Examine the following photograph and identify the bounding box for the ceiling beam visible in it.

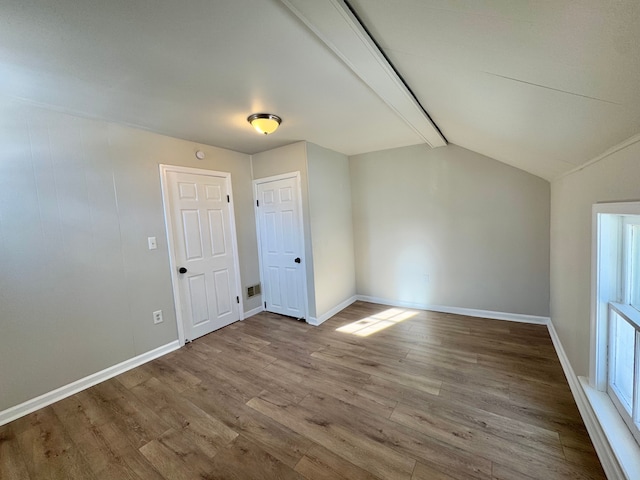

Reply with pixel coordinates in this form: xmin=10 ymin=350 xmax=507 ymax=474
xmin=280 ymin=0 xmax=447 ymax=148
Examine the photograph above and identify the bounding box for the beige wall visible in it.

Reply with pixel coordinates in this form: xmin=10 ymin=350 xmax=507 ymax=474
xmin=350 ymin=143 xmax=550 ymax=316
xmin=0 ymin=99 xmax=260 ymax=411
xmin=307 ymin=143 xmax=356 ymax=320
xmin=251 ymin=142 xmax=317 ymax=318
xmin=1 ymin=98 xmax=563 ymax=414
xmin=550 ymin=138 xmax=640 ymax=377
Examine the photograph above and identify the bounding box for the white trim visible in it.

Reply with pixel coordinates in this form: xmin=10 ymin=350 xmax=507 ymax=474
xmin=590 ymin=202 xmax=640 ymax=389
xmin=0 ymin=341 xmax=180 ymax=427
xmin=253 ymin=172 xmax=310 ymax=322
xmin=610 ymin=302 xmax=640 ymax=330
xmin=547 ymin=321 xmax=632 ymax=480
xmin=592 ymin=201 xmax=640 ymax=216
xmin=307 ymin=296 xmax=357 ymax=326
xmin=584 ymin=200 xmax=640 ymax=478
xmin=254 ymin=171 xmax=303 ymax=184
xmin=279 ymin=0 xmax=446 ymax=149
xmin=159 ymin=164 xmax=244 ymax=344
xmin=582 ymin=378 xmax=640 ymax=480
xmin=243 ymin=304 xmax=265 ymax=319
xmin=354 ymin=295 xmax=550 ymax=325
xmin=557 ymin=133 xmax=640 ymax=180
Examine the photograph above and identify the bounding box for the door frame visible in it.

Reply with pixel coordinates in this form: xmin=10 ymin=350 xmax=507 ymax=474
xmin=253 ymin=172 xmax=309 ymax=321
xmin=159 ymin=164 xmax=245 ymax=346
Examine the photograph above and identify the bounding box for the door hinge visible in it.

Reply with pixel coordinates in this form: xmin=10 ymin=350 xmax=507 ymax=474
xmin=256 ymin=199 xmax=259 ymax=207
xmin=236 ymin=296 xmax=239 ymax=304
xmin=227 ymin=195 xmax=230 ymax=203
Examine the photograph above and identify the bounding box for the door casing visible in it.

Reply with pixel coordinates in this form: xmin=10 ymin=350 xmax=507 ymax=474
xmin=160 ymin=164 xmax=245 ymax=346
xmin=253 ymin=172 xmax=309 ymax=322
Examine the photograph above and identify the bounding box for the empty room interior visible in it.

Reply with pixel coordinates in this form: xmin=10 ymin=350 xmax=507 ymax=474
xmin=1 ymin=1 xmax=640 ymax=479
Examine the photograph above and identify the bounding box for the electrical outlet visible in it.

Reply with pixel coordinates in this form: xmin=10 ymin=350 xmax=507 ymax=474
xmin=153 ymin=310 xmax=163 ymax=324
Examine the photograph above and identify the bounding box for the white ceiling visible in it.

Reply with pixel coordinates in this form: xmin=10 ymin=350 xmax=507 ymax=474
xmin=1 ymin=0 xmax=638 ymax=180
xmin=0 ymin=0 xmax=424 ymax=156
xmin=347 ymin=0 xmax=640 ymax=179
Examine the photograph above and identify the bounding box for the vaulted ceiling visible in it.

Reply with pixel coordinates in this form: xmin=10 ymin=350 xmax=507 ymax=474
xmin=346 ymin=0 xmax=640 ymax=179
xmin=1 ymin=0 xmax=638 ymax=180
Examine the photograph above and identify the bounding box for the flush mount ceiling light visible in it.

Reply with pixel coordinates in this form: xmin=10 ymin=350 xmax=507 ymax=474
xmin=247 ymin=113 xmax=282 ymax=135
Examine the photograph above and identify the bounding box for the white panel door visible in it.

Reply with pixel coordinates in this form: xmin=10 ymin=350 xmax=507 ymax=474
xmin=256 ymin=176 xmax=305 ymax=319
xmin=167 ymin=171 xmax=239 ymax=341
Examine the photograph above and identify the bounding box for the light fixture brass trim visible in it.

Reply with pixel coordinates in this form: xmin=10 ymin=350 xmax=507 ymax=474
xmin=247 ymin=113 xmax=282 ymax=135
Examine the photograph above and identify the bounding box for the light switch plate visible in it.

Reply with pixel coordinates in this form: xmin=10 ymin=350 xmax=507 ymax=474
xmin=148 ymin=237 xmax=157 ymax=250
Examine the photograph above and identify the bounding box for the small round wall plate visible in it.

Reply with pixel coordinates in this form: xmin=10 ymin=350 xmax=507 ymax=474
xmin=195 ymin=150 xmax=206 ymax=160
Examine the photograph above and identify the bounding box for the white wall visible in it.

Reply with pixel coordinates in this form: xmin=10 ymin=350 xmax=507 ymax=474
xmin=0 ymin=98 xmax=260 ymax=412
xmin=550 ymin=136 xmax=640 ymax=377
xmin=350 ymin=143 xmax=550 ymax=316
xmin=307 ymin=143 xmax=356 ymax=320
xmin=251 ymin=142 xmax=317 ymax=318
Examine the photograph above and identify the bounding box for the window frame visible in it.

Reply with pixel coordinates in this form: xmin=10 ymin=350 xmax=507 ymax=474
xmin=607 ymin=303 xmax=640 ymax=441
xmin=591 ymin=202 xmax=640 ymax=447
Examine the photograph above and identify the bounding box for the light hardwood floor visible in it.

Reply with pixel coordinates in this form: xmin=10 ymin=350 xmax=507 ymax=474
xmin=0 ymin=301 xmax=605 ymax=479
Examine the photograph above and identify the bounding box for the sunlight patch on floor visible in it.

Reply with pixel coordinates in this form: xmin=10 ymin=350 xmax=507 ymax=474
xmin=336 ymin=308 xmax=418 ymax=337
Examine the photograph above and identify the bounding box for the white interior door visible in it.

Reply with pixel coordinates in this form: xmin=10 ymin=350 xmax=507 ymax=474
xmin=165 ymin=169 xmax=240 ymax=342
xmin=255 ymin=174 xmax=306 ymax=319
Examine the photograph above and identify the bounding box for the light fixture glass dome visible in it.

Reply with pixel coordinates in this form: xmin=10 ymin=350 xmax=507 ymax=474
xmin=247 ymin=113 xmax=281 ymax=135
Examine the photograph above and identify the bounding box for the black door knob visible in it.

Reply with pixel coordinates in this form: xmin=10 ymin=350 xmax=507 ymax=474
xmin=178 ymin=267 xmax=188 ymax=274
xmin=294 ymin=257 xmax=301 ymax=263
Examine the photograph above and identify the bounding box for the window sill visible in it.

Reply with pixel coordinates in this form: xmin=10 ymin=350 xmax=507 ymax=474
xmin=580 ymin=377 xmax=640 ymax=480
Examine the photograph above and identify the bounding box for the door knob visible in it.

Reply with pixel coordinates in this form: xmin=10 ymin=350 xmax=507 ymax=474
xmin=294 ymin=257 xmax=301 ymax=263
xmin=178 ymin=267 xmax=188 ymax=274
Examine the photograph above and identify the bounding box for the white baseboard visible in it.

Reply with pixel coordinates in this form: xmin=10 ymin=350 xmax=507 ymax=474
xmin=354 ymin=295 xmax=550 ymax=325
xmin=242 ymin=304 xmax=264 ymax=320
xmin=547 ymin=321 xmax=626 ymax=480
xmin=307 ymin=296 xmax=357 ymax=326
xmin=0 ymin=340 xmax=180 ymax=427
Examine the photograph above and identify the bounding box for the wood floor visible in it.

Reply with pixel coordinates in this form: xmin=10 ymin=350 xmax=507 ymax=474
xmin=0 ymin=301 xmax=605 ymax=479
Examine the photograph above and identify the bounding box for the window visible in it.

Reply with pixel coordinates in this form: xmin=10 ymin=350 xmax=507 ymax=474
xmin=592 ymin=203 xmax=640 ymax=446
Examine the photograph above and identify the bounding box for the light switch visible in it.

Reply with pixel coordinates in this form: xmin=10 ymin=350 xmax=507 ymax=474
xmin=148 ymin=236 xmax=157 ymax=250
